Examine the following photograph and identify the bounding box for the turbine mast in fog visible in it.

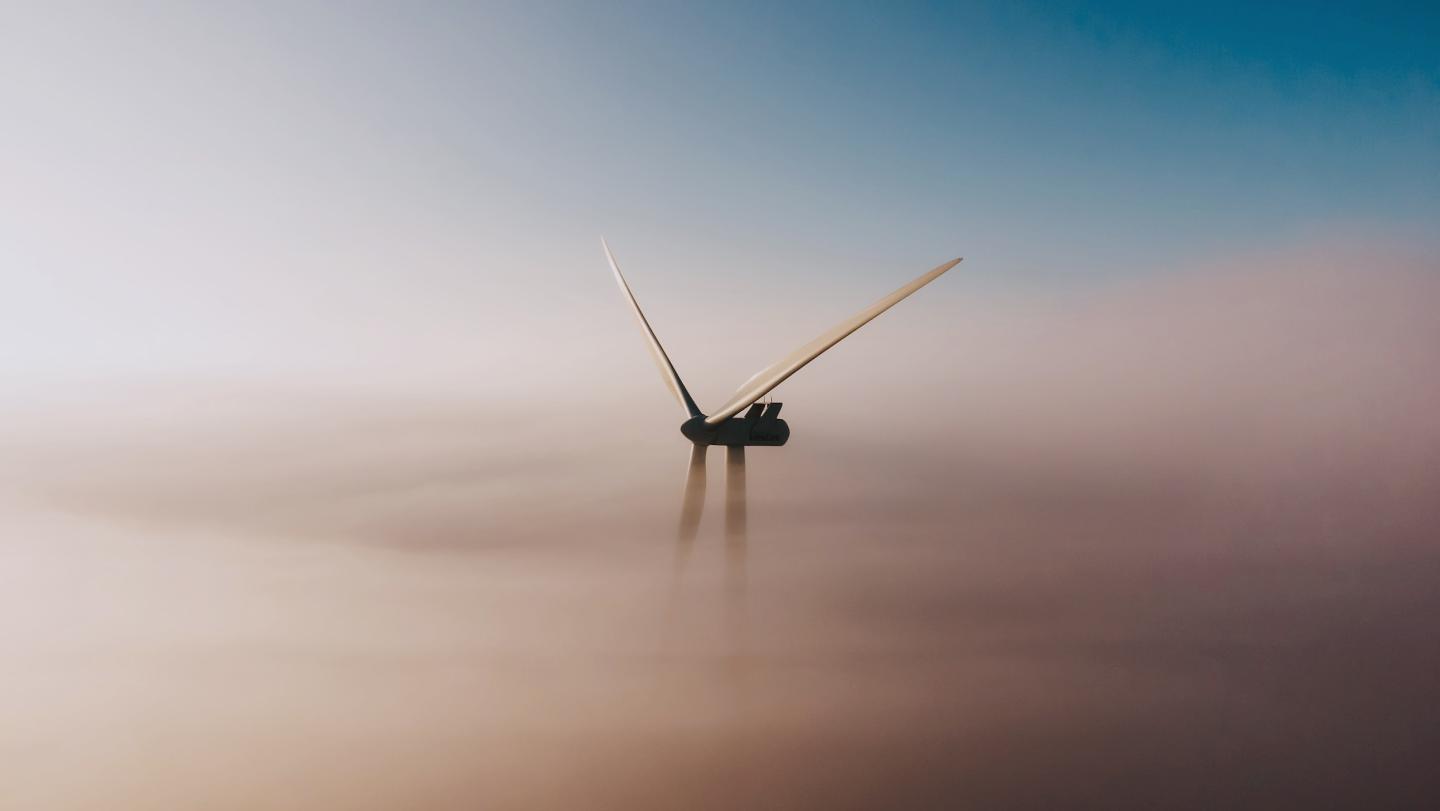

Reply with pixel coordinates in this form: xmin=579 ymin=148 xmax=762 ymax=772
xmin=603 ymin=239 xmax=961 ymax=552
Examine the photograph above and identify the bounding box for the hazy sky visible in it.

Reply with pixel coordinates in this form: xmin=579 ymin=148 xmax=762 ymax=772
xmin=2 ymin=1 xmax=1437 ymax=389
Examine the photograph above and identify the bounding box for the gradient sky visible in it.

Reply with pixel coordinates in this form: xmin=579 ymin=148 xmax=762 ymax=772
xmin=2 ymin=1 xmax=1437 ymax=389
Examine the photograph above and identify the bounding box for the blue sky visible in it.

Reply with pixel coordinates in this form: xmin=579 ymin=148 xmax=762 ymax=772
xmin=350 ymin=1 xmax=1440 ymax=268
xmin=237 ymin=1 xmax=1439 ymax=270
xmin=1 ymin=1 xmax=1436 ymax=382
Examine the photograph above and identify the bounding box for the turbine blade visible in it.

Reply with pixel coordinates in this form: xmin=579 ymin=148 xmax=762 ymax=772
xmin=663 ymin=444 xmax=707 ymax=657
xmin=603 ymin=238 xmax=702 ymax=418
xmin=677 ymin=444 xmax=707 ymax=548
xmin=705 ymin=256 xmax=962 ymax=425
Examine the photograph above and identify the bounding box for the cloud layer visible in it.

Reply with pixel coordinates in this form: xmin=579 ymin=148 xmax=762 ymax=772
xmin=2 ymin=240 xmax=1438 ymax=810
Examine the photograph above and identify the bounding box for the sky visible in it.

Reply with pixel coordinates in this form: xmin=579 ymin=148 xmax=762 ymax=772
xmin=2 ymin=3 xmax=1439 ymax=810
xmin=2 ymin=1 xmax=1437 ymax=387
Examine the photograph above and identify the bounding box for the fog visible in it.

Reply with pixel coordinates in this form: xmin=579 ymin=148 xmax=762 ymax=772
xmin=3 ymin=243 xmax=1438 ymax=809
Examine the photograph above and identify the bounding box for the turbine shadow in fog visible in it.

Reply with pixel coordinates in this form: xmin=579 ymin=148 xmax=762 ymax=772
xmin=604 ymin=239 xmax=961 ymax=649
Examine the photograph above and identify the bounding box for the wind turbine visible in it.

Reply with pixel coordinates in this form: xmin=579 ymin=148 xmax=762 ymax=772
xmin=603 ymin=239 xmax=962 ymax=565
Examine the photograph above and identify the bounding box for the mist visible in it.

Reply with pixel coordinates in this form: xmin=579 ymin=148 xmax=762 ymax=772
xmin=3 ymin=240 xmax=1437 ymax=809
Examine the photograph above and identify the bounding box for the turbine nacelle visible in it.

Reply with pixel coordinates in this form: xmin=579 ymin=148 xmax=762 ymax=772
xmin=681 ymin=403 xmax=789 ymax=447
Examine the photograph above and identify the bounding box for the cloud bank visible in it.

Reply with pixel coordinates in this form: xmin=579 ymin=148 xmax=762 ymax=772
xmin=2 ymin=239 xmax=1438 ymax=809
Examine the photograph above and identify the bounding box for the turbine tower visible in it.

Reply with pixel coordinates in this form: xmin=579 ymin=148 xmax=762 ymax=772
xmin=603 ymin=239 xmax=961 ymax=565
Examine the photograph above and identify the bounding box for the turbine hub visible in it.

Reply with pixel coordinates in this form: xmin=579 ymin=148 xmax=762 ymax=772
xmin=680 ymin=416 xmax=716 ymax=445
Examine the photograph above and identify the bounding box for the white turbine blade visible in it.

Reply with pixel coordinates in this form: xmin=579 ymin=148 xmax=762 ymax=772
xmin=678 ymin=444 xmax=707 ymax=545
xmin=705 ymin=256 xmax=962 ymax=425
xmin=603 ymin=238 xmax=702 ymax=418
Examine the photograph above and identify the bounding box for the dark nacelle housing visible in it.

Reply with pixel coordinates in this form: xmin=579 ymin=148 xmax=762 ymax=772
xmin=681 ymin=403 xmax=789 ymax=447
